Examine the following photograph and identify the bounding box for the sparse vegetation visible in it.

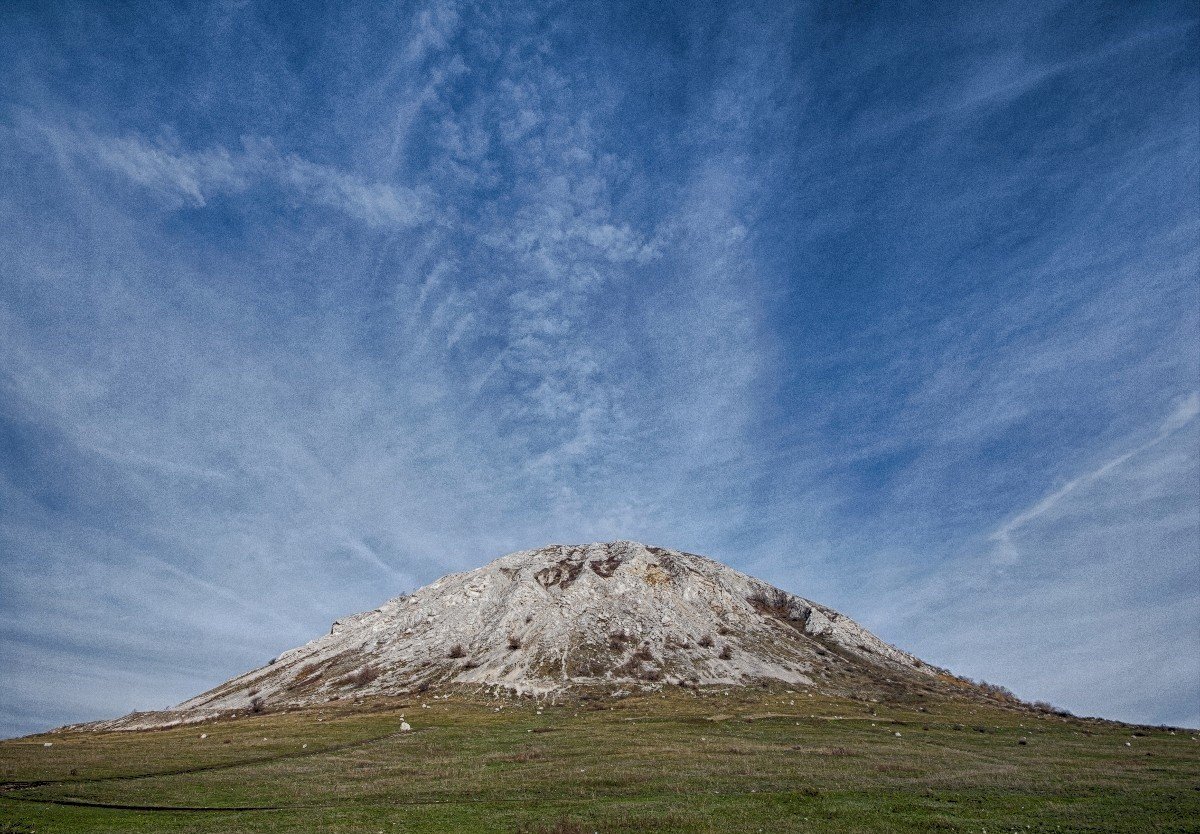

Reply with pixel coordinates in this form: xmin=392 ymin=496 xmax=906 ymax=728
xmin=719 ymin=645 xmax=733 ymax=660
xmin=295 ymin=662 xmax=321 ymax=679
xmin=566 ymin=652 xmax=607 ymax=677
xmin=289 ymin=662 xmax=324 ymax=690
xmin=448 ymin=644 xmax=466 ymax=659
xmin=249 ymin=695 xmax=265 ymax=714
xmin=698 ymin=634 xmax=714 ymax=648
xmin=507 ymin=635 xmax=522 ymax=650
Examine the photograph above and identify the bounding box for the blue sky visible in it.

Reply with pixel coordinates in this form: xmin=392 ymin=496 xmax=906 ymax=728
xmin=0 ymin=0 xmax=1196 ymax=737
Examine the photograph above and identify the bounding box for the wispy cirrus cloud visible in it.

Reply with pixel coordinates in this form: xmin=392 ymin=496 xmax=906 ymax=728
xmin=0 ymin=0 xmax=1195 ymax=737
xmin=991 ymin=393 xmax=1200 ymax=565
xmin=20 ymin=120 xmax=430 ymax=227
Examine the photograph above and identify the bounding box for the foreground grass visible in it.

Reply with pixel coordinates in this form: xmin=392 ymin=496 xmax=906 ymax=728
xmin=2 ymin=688 xmax=1197 ymax=832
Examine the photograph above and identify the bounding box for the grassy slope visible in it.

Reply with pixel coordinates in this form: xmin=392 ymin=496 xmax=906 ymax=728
xmin=1 ymin=688 xmax=1197 ymax=833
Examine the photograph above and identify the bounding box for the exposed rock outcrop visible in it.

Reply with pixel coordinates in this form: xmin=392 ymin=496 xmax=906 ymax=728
xmin=82 ymin=542 xmax=955 ymax=730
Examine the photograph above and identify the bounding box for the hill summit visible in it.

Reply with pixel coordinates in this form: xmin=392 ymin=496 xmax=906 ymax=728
xmin=162 ymin=542 xmax=947 ymax=715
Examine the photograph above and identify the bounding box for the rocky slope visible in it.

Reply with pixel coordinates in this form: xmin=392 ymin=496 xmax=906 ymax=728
xmin=92 ymin=541 xmax=952 ymax=729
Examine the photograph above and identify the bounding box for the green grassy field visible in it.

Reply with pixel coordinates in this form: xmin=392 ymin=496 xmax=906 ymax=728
xmin=2 ymin=688 xmax=1197 ymax=833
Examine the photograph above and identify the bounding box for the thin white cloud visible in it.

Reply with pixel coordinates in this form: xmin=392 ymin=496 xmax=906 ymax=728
xmin=275 ymin=151 xmax=428 ymax=227
xmin=23 ymin=120 xmax=429 ymax=227
xmin=84 ymin=136 xmax=245 ymax=205
xmin=990 ymin=393 xmax=1200 ymax=563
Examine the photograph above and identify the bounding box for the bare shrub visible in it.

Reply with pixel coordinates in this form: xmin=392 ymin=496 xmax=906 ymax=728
xmin=607 ymin=632 xmax=631 ymax=651
xmin=632 ymin=645 xmax=655 ymax=662
xmin=976 ymin=679 xmax=1017 ymax=701
xmin=719 ymin=645 xmax=734 ymax=660
xmin=448 ymin=644 xmax=466 ymax=658
xmin=614 ymin=653 xmax=653 ymax=678
xmin=568 ymin=653 xmax=607 ymax=677
xmin=698 ymin=634 xmax=715 ymax=648
xmin=1031 ymin=700 xmax=1073 ymax=717
xmin=748 ymin=588 xmax=794 ymax=618
xmin=507 ymin=635 xmax=522 ymax=651
xmin=249 ymin=695 xmax=265 ymax=713
xmin=341 ymin=665 xmax=380 ymax=687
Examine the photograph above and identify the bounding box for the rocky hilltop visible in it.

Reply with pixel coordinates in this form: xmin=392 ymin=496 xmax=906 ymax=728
xmin=94 ymin=542 xmax=958 ymax=729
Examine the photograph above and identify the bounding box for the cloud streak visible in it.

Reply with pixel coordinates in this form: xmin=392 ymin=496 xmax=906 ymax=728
xmin=22 ymin=120 xmax=430 ymax=227
xmin=991 ymin=394 xmax=1200 ymax=564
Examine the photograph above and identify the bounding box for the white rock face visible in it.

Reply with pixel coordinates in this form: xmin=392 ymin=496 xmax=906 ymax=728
xmin=166 ymin=541 xmax=937 ymax=717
